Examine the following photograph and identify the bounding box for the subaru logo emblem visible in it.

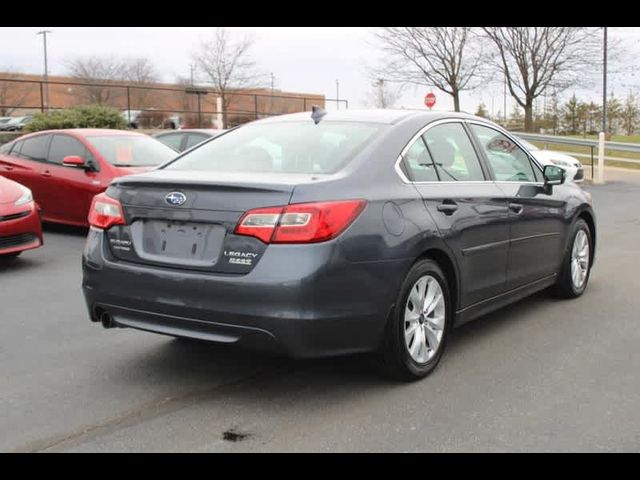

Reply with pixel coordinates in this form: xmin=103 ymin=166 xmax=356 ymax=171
xmin=165 ymin=192 xmax=187 ymax=206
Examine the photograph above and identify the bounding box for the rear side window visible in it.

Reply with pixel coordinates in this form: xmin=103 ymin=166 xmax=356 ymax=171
xmin=0 ymin=142 xmax=12 ymax=155
xmin=157 ymin=133 xmax=183 ymax=152
xmin=18 ymin=135 xmax=50 ymax=162
xmin=165 ymin=121 xmax=382 ymax=174
xmin=185 ymin=133 xmax=209 ymax=150
xmin=401 ymin=137 xmax=439 ymax=182
xmin=423 ymin=123 xmax=485 ymax=182
xmin=48 ymin=135 xmax=88 ymax=165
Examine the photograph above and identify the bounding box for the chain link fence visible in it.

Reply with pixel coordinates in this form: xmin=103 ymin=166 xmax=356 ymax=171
xmin=0 ymin=77 xmax=347 ymax=130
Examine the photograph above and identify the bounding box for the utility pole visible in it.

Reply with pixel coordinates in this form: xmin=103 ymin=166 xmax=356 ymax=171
xmin=37 ymin=29 xmax=52 ymax=111
xmin=189 ymin=64 xmax=196 ymax=86
xmin=270 ymin=72 xmax=275 ymax=94
xmin=602 ymin=26 xmax=608 ymax=134
xmin=336 ymin=79 xmax=340 ymax=110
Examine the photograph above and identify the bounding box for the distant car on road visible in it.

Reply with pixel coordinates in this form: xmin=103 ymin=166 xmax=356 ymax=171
xmin=0 ymin=129 xmax=177 ymax=227
xmin=517 ymin=138 xmax=584 ymax=183
xmin=0 ymin=175 xmax=42 ymax=258
xmin=0 ymin=116 xmax=33 ymax=132
xmin=153 ymin=129 xmax=226 ymax=153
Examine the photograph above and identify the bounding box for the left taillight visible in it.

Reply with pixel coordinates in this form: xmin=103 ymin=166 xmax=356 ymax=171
xmin=235 ymin=199 xmax=367 ymax=244
xmin=88 ymin=192 xmax=125 ymax=230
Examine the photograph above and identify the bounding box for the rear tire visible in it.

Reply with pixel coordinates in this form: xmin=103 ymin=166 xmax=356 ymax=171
xmin=553 ymin=218 xmax=592 ymax=298
xmin=376 ymin=259 xmax=451 ymax=381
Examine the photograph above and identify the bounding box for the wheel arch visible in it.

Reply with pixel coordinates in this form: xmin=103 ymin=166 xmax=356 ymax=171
xmin=576 ymin=208 xmax=596 ymax=266
xmin=416 ymin=247 xmax=460 ymax=316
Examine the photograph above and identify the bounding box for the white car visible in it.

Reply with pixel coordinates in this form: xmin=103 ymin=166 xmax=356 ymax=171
xmin=518 ymin=138 xmax=584 ymax=183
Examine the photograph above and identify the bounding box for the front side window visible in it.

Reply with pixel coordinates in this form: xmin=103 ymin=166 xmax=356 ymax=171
xmin=164 ymin=121 xmax=382 ymax=174
xmin=470 ymin=124 xmax=537 ymax=182
xmin=48 ymin=135 xmax=88 ymax=165
xmin=401 ymin=137 xmax=439 ymax=182
xmin=422 ymin=123 xmax=485 ymax=182
xmin=18 ymin=135 xmax=50 ymax=162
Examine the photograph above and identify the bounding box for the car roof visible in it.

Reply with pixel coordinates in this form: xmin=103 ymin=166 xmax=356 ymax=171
xmin=21 ymin=129 xmax=144 ymax=138
xmin=155 ymin=129 xmax=223 ymax=136
xmin=254 ymin=109 xmax=489 ymax=126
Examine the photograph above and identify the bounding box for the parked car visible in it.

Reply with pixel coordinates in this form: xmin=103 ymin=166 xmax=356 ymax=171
xmin=0 ymin=117 xmax=12 ymax=127
xmin=0 ymin=129 xmax=178 ymax=227
xmin=122 ymin=110 xmax=181 ymax=130
xmin=0 ymin=116 xmax=33 ymax=132
xmin=153 ymin=129 xmax=226 ymax=153
xmin=0 ymin=175 xmax=43 ymax=258
xmin=517 ymin=138 xmax=584 ymax=183
xmin=82 ymin=110 xmax=596 ymax=381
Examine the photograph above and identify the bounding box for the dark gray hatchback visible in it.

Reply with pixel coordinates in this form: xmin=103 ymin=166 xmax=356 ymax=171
xmin=82 ymin=109 xmax=596 ymax=380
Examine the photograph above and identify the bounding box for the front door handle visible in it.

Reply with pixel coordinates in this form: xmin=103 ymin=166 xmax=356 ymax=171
xmin=437 ymin=201 xmax=458 ymax=216
xmin=3 ymin=165 xmax=13 ymax=171
xmin=509 ymin=203 xmax=524 ymax=214
xmin=41 ymin=170 xmax=52 ymax=177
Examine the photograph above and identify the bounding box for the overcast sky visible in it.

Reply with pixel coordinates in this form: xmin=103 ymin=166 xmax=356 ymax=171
xmin=1 ymin=27 xmax=639 ymax=116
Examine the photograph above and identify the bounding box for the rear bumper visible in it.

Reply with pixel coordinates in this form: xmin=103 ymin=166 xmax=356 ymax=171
xmin=0 ymin=202 xmax=43 ymax=255
xmin=82 ymin=228 xmax=410 ymax=358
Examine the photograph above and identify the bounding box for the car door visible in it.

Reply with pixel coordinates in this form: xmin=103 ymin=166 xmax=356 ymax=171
xmin=468 ymin=122 xmax=567 ymax=290
xmin=399 ymin=120 xmax=511 ymax=309
xmin=1 ymin=134 xmax=52 ymax=208
xmin=42 ymin=134 xmax=102 ymax=224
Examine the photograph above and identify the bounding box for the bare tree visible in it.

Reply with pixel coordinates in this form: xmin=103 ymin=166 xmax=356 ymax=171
xmin=193 ymin=27 xmax=265 ymax=126
xmin=621 ymin=91 xmax=639 ymax=136
xmin=365 ymin=78 xmax=401 ymax=109
xmin=123 ymin=58 xmax=159 ymax=108
xmin=482 ymin=27 xmax=599 ymax=132
xmin=374 ymin=27 xmax=485 ymax=112
xmin=66 ymin=56 xmax=128 ymax=105
xmin=0 ymin=69 xmax=31 ymax=116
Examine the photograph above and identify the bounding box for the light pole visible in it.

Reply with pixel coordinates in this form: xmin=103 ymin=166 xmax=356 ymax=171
xmin=37 ymin=29 xmax=52 ymax=111
xmin=336 ymin=79 xmax=340 ymax=110
xmin=602 ymin=26 xmax=608 ymax=135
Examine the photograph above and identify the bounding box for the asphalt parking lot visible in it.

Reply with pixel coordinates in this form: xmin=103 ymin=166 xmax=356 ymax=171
xmin=1 ymin=168 xmax=639 ymax=452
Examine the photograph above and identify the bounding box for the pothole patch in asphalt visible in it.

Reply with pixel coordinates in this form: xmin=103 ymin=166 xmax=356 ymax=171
xmin=222 ymin=428 xmax=253 ymax=443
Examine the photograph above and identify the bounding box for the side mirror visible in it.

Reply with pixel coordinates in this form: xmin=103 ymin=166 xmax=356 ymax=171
xmin=543 ymin=165 xmax=565 ymax=186
xmin=62 ymin=155 xmax=89 ymax=169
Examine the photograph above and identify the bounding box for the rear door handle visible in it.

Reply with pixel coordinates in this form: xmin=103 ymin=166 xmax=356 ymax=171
xmin=41 ymin=170 xmax=52 ymax=177
xmin=3 ymin=165 xmax=13 ymax=171
xmin=437 ymin=201 xmax=458 ymax=216
xmin=509 ymin=203 xmax=524 ymax=214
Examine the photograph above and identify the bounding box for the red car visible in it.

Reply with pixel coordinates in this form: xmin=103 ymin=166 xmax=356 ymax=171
xmin=0 ymin=175 xmax=43 ymax=257
xmin=0 ymin=129 xmax=177 ymax=227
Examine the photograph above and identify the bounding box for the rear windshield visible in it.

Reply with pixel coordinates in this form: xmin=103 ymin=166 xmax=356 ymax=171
xmin=163 ymin=121 xmax=382 ymax=174
xmin=86 ymin=135 xmax=177 ymax=167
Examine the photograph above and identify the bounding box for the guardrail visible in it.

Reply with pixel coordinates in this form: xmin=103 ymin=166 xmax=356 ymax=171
xmin=516 ymin=132 xmax=640 ymax=155
xmin=515 ymin=132 xmax=640 ymax=182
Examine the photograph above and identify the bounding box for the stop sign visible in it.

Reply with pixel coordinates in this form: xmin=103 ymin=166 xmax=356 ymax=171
xmin=425 ymin=92 xmax=436 ymax=109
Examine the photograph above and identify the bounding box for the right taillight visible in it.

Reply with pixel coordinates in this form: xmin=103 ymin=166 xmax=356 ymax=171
xmin=88 ymin=192 xmax=125 ymax=230
xmin=235 ymin=200 xmax=366 ymax=244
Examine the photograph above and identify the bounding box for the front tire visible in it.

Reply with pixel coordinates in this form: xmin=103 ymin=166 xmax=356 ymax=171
xmin=376 ymin=259 xmax=451 ymax=381
xmin=554 ymin=218 xmax=592 ymax=298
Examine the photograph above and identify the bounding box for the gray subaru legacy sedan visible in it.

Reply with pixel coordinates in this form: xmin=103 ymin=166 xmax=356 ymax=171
xmin=82 ymin=109 xmax=596 ymax=380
